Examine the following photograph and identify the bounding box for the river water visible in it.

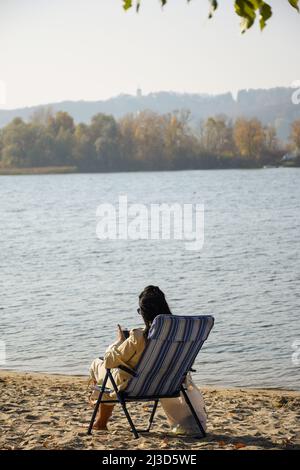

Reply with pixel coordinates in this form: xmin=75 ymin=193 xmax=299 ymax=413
xmin=1 ymin=168 xmax=299 ymax=389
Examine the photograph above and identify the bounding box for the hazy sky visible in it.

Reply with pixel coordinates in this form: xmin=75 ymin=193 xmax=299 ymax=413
xmin=0 ymin=0 xmax=299 ymax=109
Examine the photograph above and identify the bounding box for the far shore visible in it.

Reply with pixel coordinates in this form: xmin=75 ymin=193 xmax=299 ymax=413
xmin=0 ymin=166 xmax=78 ymax=175
xmin=0 ymin=164 xmax=298 ymax=176
xmin=0 ymin=369 xmax=299 ymax=450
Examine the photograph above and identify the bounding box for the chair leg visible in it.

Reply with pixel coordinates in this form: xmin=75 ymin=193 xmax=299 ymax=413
xmin=180 ymin=385 xmax=206 ymax=438
xmin=107 ymin=370 xmax=140 ymax=439
xmin=132 ymin=400 xmax=159 ymax=434
xmin=87 ymin=371 xmax=109 ymax=435
xmin=119 ymin=399 xmax=140 ymax=439
xmin=147 ymin=400 xmax=158 ymax=432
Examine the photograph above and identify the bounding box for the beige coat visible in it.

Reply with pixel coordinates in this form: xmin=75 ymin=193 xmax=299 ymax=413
xmin=89 ymin=328 xmax=146 ymax=399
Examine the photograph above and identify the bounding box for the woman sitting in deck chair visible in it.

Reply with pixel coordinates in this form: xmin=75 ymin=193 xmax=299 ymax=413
xmin=89 ymin=285 xmax=207 ymax=435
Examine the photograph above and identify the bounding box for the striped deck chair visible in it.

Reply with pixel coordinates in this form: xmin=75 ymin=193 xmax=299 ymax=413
xmin=87 ymin=314 xmax=214 ymax=439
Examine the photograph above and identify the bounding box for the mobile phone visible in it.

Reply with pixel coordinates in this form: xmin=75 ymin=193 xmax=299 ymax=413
xmin=123 ymin=329 xmax=130 ymax=339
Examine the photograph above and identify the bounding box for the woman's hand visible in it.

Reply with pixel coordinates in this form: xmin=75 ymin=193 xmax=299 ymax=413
xmin=117 ymin=324 xmax=126 ymax=342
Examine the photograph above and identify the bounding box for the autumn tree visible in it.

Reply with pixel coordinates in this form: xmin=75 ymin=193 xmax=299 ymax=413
xmin=234 ymin=117 xmax=266 ymax=161
xmin=118 ymin=114 xmax=138 ymax=170
xmin=89 ymin=114 xmax=121 ymax=171
xmin=290 ymin=119 xmax=300 ymax=151
xmin=122 ymin=111 xmax=166 ymax=169
xmin=0 ymin=118 xmax=37 ymax=167
xmin=44 ymin=112 xmax=76 ymax=164
xmin=264 ymin=124 xmax=278 ymax=153
xmin=72 ymin=123 xmax=95 ymax=169
xmin=162 ymin=110 xmax=198 ymax=168
xmin=200 ymin=115 xmax=234 ymax=156
xmin=47 ymin=111 xmax=75 ymax=135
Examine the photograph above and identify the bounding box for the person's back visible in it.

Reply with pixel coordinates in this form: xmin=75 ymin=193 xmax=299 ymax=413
xmin=89 ymin=285 xmax=172 ymax=430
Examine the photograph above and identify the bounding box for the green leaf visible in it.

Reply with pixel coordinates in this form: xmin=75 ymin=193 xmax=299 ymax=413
xmin=235 ymin=0 xmax=257 ymax=32
xmin=288 ymin=0 xmax=299 ymax=12
xmin=123 ymin=0 xmax=132 ymax=11
xmin=259 ymin=2 xmax=272 ymax=30
xmin=208 ymin=0 xmax=218 ymax=19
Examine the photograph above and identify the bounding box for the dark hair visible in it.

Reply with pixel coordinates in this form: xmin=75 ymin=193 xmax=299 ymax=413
xmin=138 ymin=285 xmax=172 ymax=339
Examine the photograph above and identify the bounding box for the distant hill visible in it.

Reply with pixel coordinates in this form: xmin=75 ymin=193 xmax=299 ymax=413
xmin=1 ymin=87 xmax=299 ymax=141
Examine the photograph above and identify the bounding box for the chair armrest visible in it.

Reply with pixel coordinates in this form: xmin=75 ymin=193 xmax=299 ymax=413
xmin=118 ymin=364 xmax=137 ymax=377
xmin=98 ymin=356 xmax=136 ymax=376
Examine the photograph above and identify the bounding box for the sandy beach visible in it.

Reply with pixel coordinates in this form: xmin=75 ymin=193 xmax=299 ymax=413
xmin=0 ymin=370 xmax=299 ymax=450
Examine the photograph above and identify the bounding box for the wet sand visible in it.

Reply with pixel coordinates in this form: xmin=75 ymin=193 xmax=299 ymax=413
xmin=0 ymin=370 xmax=299 ymax=450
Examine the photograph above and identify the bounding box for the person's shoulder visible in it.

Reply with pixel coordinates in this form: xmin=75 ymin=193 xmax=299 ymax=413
xmin=130 ymin=327 xmax=144 ymax=336
xmin=129 ymin=328 xmax=145 ymax=342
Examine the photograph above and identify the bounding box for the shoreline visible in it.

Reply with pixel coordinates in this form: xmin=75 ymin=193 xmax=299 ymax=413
xmin=1 ymin=370 xmax=299 ymax=450
xmin=0 ymin=165 xmax=299 ymax=176
xmin=0 ymin=166 xmax=78 ymax=175
xmin=1 ymin=368 xmax=299 ymax=394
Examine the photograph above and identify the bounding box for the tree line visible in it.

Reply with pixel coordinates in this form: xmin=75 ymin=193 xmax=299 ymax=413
xmin=0 ymin=108 xmax=299 ymax=172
